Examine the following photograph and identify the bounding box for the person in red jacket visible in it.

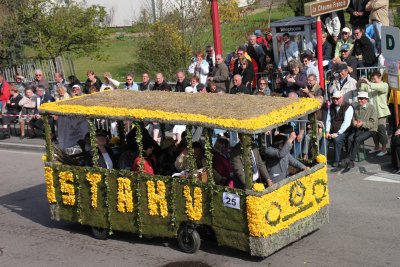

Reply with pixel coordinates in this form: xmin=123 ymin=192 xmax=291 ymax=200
xmin=0 ymin=73 xmax=11 ymax=112
xmin=132 ymin=141 xmax=157 ymax=175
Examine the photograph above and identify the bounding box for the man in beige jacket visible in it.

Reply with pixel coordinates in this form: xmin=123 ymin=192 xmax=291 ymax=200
xmin=366 ymin=0 xmax=389 ymax=53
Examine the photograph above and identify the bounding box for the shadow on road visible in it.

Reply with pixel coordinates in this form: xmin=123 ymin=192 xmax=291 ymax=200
xmin=0 ymin=183 xmax=64 ymax=228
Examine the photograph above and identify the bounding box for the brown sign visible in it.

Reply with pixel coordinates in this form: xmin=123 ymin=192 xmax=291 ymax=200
xmin=305 ymin=0 xmax=350 ymax=17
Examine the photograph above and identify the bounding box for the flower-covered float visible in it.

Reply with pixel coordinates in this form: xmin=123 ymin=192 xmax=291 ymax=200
xmin=39 ymin=90 xmax=329 ymax=257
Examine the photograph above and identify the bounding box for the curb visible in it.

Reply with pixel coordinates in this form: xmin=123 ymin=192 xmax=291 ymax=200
xmin=0 ymin=141 xmax=45 ymax=152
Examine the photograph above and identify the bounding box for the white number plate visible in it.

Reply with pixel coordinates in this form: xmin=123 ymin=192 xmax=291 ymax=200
xmin=222 ymin=192 xmax=240 ymax=210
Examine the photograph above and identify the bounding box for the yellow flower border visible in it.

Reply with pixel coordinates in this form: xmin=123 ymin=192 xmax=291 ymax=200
xmin=146 ymin=180 xmax=168 ymax=218
xmin=86 ymin=173 xmax=102 ymax=209
xmin=315 ymin=154 xmax=327 ymax=164
xmin=117 ymin=177 xmax=134 ymax=213
xmin=183 ymin=185 xmax=203 ymax=221
xmin=44 ymin=167 xmax=56 ymax=204
xmin=39 ymin=98 xmax=320 ymax=133
xmin=246 ymin=166 xmax=329 ymax=237
xmin=59 ymin=171 xmax=76 ymax=206
xmin=252 ymin=183 xmax=265 ymax=192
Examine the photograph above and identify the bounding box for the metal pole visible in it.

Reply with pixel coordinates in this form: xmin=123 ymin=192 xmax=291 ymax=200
xmin=316 ymin=15 xmax=325 ymax=89
xmin=210 ymin=0 xmax=222 ymax=55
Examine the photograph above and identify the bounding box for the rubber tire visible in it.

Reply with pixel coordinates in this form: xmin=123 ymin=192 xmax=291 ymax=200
xmin=91 ymin=227 xmax=109 ymax=240
xmin=177 ymin=227 xmax=201 ymax=254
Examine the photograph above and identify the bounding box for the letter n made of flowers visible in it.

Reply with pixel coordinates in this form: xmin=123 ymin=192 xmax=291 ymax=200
xmin=146 ymin=180 xmax=168 ymax=218
xmin=117 ymin=177 xmax=134 ymax=213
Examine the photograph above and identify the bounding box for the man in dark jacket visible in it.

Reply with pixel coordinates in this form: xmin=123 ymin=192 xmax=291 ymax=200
xmin=352 ymin=27 xmax=376 ymax=67
xmin=208 ymin=54 xmax=229 ymax=92
xmin=230 ymin=75 xmax=250 ymax=94
xmin=347 ymin=0 xmax=370 ymax=30
xmin=31 ymin=85 xmax=55 ymax=137
xmin=152 ymin=73 xmax=169 ymax=91
xmin=175 ymin=71 xmax=190 ymax=92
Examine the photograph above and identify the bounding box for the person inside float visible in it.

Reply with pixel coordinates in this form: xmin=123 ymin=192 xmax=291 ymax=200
xmin=174 ymin=140 xmax=207 ymax=181
xmin=132 ymin=136 xmax=157 ymax=175
xmin=212 ymin=136 xmax=235 ymax=187
xmin=264 ymin=130 xmax=310 ymax=184
xmin=95 ymin=130 xmax=118 ymax=169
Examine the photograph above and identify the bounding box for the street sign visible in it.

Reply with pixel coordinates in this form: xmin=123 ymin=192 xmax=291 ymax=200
xmin=305 ymin=0 xmax=350 ymax=17
xmin=382 ymin=26 xmax=400 ymax=61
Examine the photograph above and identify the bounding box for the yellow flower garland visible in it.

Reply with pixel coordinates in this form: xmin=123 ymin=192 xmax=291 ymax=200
xmin=246 ymin=166 xmax=329 ymax=237
xmin=44 ymin=167 xmax=56 ymax=204
xmin=86 ymin=173 xmax=102 ymax=209
xmin=40 ymin=98 xmax=320 ymax=132
xmin=183 ymin=186 xmax=203 ymax=221
xmin=252 ymin=183 xmax=265 ymax=192
xmin=59 ymin=171 xmax=76 ymax=206
xmin=146 ymin=180 xmax=168 ymax=218
xmin=117 ymin=177 xmax=134 ymax=213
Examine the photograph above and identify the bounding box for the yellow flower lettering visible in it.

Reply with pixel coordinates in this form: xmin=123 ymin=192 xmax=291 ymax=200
xmin=146 ymin=180 xmax=168 ymax=218
xmin=183 ymin=186 xmax=203 ymax=221
xmin=117 ymin=177 xmax=134 ymax=213
xmin=59 ymin=171 xmax=75 ymax=206
xmin=86 ymin=173 xmax=102 ymax=209
xmin=44 ymin=167 xmax=56 ymax=204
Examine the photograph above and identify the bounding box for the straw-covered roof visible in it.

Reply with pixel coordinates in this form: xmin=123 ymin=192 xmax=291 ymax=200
xmin=39 ymin=90 xmax=321 ymax=133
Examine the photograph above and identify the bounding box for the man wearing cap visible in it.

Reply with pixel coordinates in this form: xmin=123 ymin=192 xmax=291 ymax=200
xmin=71 ymin=84 xmax=83 ymax=97
xmin=326 ymin=91 xmax=354 ymax=167
xmin=329 ymin=62 xmax=358 ymax=104
xmin=334 ymin=27 xmax=354 ymax=58
xmin=333 ymin=44 xmax=358 ymax=80
xmin=342 ymin=91 xmax=377 ymax=169
xmin=359 ymin=71 xmax=390 ymax=156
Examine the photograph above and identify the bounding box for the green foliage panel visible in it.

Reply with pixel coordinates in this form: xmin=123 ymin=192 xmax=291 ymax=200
xmin=212 ymin=190 xmax=247 ymax=233
xmin=107 ymin=172 xmax=137 ymax=233
xmin=52 ymin=167 xmax=79 ymax=223
xmin=174 ymin=181 xmax=211 ymax=226
xmin=140 ymin=181 xmax=175 ymax=238
xmin=76 ymin=169 xmax=108 ymax=229
xmin=213 ymin=226 xmax=249 ymax=252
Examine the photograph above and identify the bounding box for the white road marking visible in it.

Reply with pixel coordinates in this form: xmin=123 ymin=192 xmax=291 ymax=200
xmin=364 ymin=175 xmax=400 ymax=184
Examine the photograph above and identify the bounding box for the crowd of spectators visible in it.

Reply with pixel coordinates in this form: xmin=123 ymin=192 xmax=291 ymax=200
xmin=0 ymin=1 xmax=395 ymax=187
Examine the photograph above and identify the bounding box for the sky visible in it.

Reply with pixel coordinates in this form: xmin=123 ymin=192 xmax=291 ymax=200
xmin=85 ymin=0 xmax=148 ymax=26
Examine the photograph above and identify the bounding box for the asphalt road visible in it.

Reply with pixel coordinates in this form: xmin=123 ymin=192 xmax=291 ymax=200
xmin=0 ymin=149 xmax=399 ymax=267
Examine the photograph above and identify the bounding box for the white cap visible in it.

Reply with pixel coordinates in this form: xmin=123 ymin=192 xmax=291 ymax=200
xmin=357 ymin=91 xmax=369 ymax=99
xmin=332 ymin=91 xmax=343 ymax=98
xmin=342 ymin=27 xmax=351 ymax=33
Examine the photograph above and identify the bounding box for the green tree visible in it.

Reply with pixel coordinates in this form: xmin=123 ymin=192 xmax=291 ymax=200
xmin=31 ymin=3 xmax=107 ymax=60
xmin=135 ymin=22 xmax=192 ymax=81
xmin=0 ymin=0 xmax=107 ymax=67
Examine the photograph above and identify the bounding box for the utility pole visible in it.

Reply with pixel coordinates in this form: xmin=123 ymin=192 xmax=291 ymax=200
xmin=151 ymin=0 xmax=156 ymax=23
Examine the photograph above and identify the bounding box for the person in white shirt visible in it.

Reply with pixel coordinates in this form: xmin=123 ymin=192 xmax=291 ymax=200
xmin=100 ymin=72 xmax=120 ymax=91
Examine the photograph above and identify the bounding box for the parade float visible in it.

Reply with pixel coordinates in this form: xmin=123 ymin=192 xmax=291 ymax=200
xmin=39 ymin=90 xmax=329 ymax=257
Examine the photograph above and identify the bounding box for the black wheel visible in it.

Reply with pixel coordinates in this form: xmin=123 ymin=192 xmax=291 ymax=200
xmin=91 ymin=227 xmax=109 ymax=240
xmin=177 ymin=227 xmax=201 ymax=254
